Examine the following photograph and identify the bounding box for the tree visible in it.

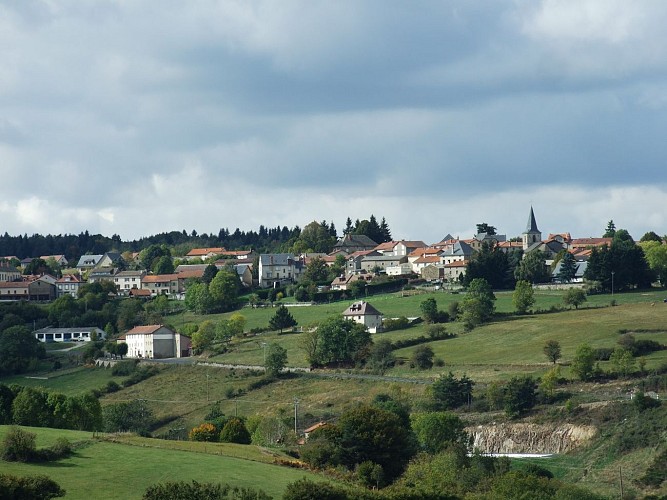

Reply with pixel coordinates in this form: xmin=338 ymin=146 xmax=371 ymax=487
xmin=411 ymin=412 xmax=470 ymax=454
xmin=464 ymin=242 xmax=513 ymax=289
xmin=292 ymin=221 xmax=335 ymax=254
xmin=152 ymin=255 xmax=174 ymax=274
xmin=264 ymin=343 xmax=287 ymax=377
xmin=420 ymin=298 xmax=438 ymax=323
xmin=11 ymin=387 xmax=51 ymax=427
xmin=476 ymin=223 xmax=496 ymax=235
xmin=411 ymin=345 xmax=435 ymax=370
xmin=640 ymin=231 xmax=662 ymax=243
xmin=639 ymin=240 xmax=667 ymax=286
xmin=311 ymin=317 xmax=372 ymax=367
xmin=0 ymin=325 xmax=46 ymax=375
xmin=603 ymin=220 xmax=616 ymax=238
xmin=563 ymin=288 xmax=587 ymax=309
xmin=366 ymin=340 xmax=395 ymax=374
xmin=208 ymin=269 xmax=240 ymax=312
xmin=571 ymin=343 xmax=596 ymax=381
xmin=202 ymin=264 xmax=219 ymax=284
xmin=543 ymin=340 xmax=562 ymax=364
xmin=1 ymin=427 xmax=37 ymax=462
xmin=191 ymin=320 xmax=216 ymax=354
xmin=540 ymin=366 xmax=560 ymax=400
xmin=103 ymin=400 xmax=153 ymax=435
xmin=337 ymin=405 xmax=415 ymax=481
xmin=584 ymin=235 xmax=653 ymax=291
xmin=460 ymin=278 xmax=495 ymax=330
xmin=512 ymin=280 xmax=534 ymax=314
xmin=430 ymin=372 xmax=474 ymax=410
xmin=301 ymin=257 xmax=330 ymax=284
xmin=610 ymin=347 xmax=635 ymax=377
xmin=268 ymin=305 xmax=297 ymax=333
xmin=514 ymin=251 xmax=551 ymax=284
xmin=139 ymin=244 xmax=170 ymax=270
xmin=117 ymin=342 xmax=128 ymax=360
xmin=503 ymin=376 xmax=537 ymax=417
xmin=219 ymin=417 xmax=251 ymax=444
xmin=557 ymin=252 xmax=577 ymax=283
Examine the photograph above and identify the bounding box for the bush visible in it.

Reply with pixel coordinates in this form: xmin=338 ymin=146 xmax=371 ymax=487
xmin=1 ymin=427 xmax=36 ymax=462
xmin=104 ymin=381 xmax=121 ymax=394
xmin=143 ymin=480 xmax=270 ymax=500
xmin=122 ymin=366 xmax=160 ymax=388
xmin=382 ymin=316 xmax=410 ymax=332
xmin=592 ymin=347 xmax=613 ymax=361
xmin=219 ymin=418 xmax=251 ymax=444
xmin=111 ymin=359 xmax=138 ymax=376
xmin=189 ymin=423 xmax=218 ymax=442
xmin=283 ymin=478 xmax=349 ymax=500
xmin=411 ymin=345 xmax=434 ymax=370
xmin=0 ymin=473 xmax=65 ymax=500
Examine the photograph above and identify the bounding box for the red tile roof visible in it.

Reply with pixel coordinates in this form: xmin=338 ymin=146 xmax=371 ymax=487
xmin=126 ymin=325 xmax=168 ymax=335
xmin=142 ymin=274 xmax=179 ymax=283
xmin=186 ymin=247 xmax=226 ymax=257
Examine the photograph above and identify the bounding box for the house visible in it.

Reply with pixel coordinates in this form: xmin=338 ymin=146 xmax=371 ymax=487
xmin=40 ymin=255 xmax=69 ymax=267
xmin=120 ymin=325 xmax=191 ymax=359
xmin=56 ymin=274 xmax=83 ymax=298
xmin=28 ymin=275 xmax=56 ymax=301
xmin=443 ymin=261 xmax=467 ymax=283
xmin=0 ymin=263 xmax=21 ymax=282
xmin=258 ymin=254 xmax=304 ymax=288
xmin=141 ymin=274 xmax=181 ymax=297
xmin=570 ymin=237 xmax=613 ymax=250
xmin=440 ymin=240 xmax=473 ymax=265
xmin=235 ymin=264 xmax=253 ymax=288
xmin=333 ymin=234 xmax=378 ymax=254
xmin=128 ymin=288 xmax=152 ymax=298
xmin=185 ymin=247 xmax=227 ymax=261
xmin=218 ymin=250 xmax=254 ymax=261
xmin=411 ymin=255 xmax=443 ymax=274
xmin=76 ymin=254 xmax=104 ymax=273
xmin=88 ymin=267 xmax=117 ymax=284
xmin=0 ymin=281 xmax=29 ymax=300
xmin=374 ymin=240 xmax=427 ymax=257
xmin=97 ymin=252 xmax=122 ymax=268
xmin=524 ymin=239 xmax=567 ymax=262
xmin=346 ymin=250 xmax=380 ymax=275
xmin=421 ymin=264 xmax=445 ymax=282
xmin=34 ymin=327 xmax=105 ymax=343
xmin=386 ymin=262 xmax=416 ymax=276
xmin=468 ymin=233 xmax=507 ymax=252
xmin=330 ymin=273 xmax=372 ymax=291
xmin=113 ymin=270 xmax=147 ymax=294
xmin=342 ymin=301 xmax=383 ymax=333
xmin=360 ymin=255 xmax=408 ymax=274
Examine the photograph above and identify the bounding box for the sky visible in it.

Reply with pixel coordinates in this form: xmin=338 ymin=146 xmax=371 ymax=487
xmin=1 ymin=0 xmax=667 ymax=245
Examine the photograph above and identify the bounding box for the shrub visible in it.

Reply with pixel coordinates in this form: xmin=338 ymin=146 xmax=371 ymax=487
xmin=1 ymin=427 xmax=36 ymax=462
xmin=111 ymin=359 xmax=138 ymax=376
xmin=104 ymin=381 xmax=121 ymax=394
xmin=411 ymin=345 xmax=434 ymax=370
xmin=382 ymin=316 xmax=410 ymax=332
xmin=219 ymin=418 xmax=251 ymax=444
xmin=189 ymin=423 xmax=218 ymax=442
xmin=143 ymin=480 xmax=270 ymax=500
xmin=0 ymin=473 xmax=65 ymax=499
xmin=592 ymin=347 xmax=613 ymax=361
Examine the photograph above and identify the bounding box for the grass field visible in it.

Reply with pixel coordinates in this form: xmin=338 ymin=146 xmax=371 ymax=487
xmin=0 ymin=366 xmax=124 ymax=396
xmin=0 ymin=426 xmax=332 ymax=500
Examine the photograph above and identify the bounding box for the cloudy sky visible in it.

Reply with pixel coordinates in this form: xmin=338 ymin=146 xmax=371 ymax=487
xmin=2 ymin=1 xmax=667 ymax=244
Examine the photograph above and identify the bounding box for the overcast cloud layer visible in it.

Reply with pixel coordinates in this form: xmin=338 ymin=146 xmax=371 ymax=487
xmin=1 ymin=0 xmax=666 ymax=244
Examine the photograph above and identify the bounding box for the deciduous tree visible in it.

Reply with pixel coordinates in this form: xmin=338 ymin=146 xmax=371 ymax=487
xmin=264 ymin=343 xmax=287 ymax=377
xmin=543 ymin=340 xmax=562 ymax=364
xmin=512 ymin=280 xmax=534 ymax=314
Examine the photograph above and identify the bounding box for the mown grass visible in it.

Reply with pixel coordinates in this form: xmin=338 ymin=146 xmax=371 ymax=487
xmin=0 ymin=425 xmax=331 ymax=500
xmin=0 ymin=366 xmax=125 ymax=396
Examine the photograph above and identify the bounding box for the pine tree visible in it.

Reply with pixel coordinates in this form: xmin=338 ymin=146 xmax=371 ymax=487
xmin=269 ymin=305 xmax=297 ymax=333
xmin=557 ymin=252 xmax=577 ymax=283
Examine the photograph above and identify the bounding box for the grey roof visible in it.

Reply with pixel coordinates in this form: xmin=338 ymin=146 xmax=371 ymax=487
xmin=552 ymin=261 xmax=587 ymax=279
xmin=343 ymin=301 xmax=383 ymax=317
xmin=76 ymin=254 xmax=103 ymax=267
xmin=441 ymin=241 xmax=473 ymax=257
xmin=334 ymin=234 xmax=378 ymax=248
xmin=260 ymin=253 xmax=295 ymax=266
xmin=525 ymin=206 xmax=540 ymax=234
xmin=114 ymin=270 xmax=145 ymax=277
xmin=235 ymin=264 xmax=252 ymax=275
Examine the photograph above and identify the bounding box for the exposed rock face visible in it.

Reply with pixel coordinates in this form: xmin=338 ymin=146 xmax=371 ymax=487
xmin=466 ymin=423 xmax=597 ymax=454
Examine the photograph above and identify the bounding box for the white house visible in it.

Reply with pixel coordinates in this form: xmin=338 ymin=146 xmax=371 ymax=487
xmin=34 ymin=327 xmax=105 ymax=343
xmin=56 ymin=274 xmax=83 ymax=298
xmin=258 ymin=253 xmax=304 ymax=288
xmin=114 ymin=270 xmax=146 ymax=294
xmin=120 ymin=325 xmax=191 ymax=359
xmin=342 ymin=301 xmax=383 ymax=333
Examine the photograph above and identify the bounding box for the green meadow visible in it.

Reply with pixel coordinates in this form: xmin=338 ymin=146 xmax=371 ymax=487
xmin=0 ymin=426 xmax=331 ymax=500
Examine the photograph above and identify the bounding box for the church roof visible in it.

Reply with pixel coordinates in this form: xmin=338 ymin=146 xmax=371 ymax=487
xmin=525 ymin=206 xmax=540 ymax=234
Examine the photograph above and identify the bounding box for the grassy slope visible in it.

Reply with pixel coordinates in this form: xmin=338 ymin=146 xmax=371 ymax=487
xmin=0 ymin=426 xmax=329 ymax=500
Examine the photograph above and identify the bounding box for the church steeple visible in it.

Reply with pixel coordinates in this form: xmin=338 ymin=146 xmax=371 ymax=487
xmin=522 ymin=206 xmax=542 ymax=250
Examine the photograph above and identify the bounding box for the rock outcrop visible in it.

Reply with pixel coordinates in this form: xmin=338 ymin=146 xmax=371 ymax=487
xmin=467 ymin=423 xmax=597 ymax=454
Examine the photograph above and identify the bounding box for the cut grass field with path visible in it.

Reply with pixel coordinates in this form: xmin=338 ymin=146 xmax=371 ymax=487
xmin=0 ymin=425 xmax=333 ymax=500
xmin=0 ymin=366 xmax=125 ymax=396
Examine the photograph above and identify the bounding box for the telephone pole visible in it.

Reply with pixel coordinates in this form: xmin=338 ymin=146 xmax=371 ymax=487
xmin=293 ymin=397 xmax=299 ymax=435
